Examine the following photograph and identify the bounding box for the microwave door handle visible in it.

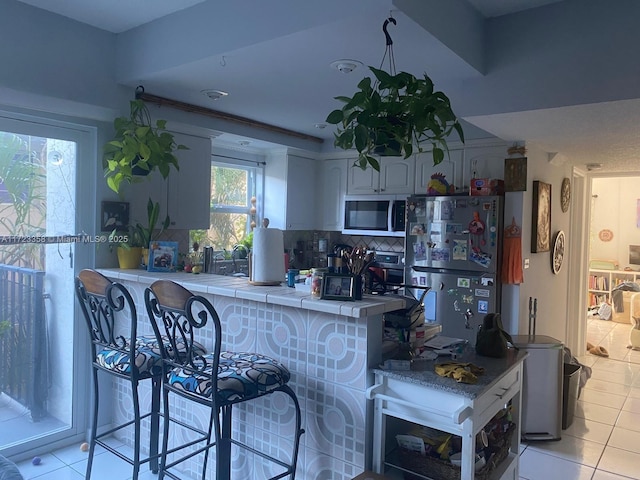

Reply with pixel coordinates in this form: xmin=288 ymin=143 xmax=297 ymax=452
xmin=390 ymin=202 xmax=396 ymax=231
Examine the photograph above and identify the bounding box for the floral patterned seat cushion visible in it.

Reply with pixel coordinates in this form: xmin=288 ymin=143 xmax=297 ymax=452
xmin=96 ymin=336 xmax=206 ymax=378
xmin=168 ymin=351 xmax=291 ymax=403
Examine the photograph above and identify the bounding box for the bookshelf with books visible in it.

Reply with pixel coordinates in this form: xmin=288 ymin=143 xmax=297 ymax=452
xmin=588 ymin=269 xmax=639 ymax=307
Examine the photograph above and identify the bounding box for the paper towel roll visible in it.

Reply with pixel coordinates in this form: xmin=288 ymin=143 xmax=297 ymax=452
xmin=251 ymin=228 xmax=285 ymax=284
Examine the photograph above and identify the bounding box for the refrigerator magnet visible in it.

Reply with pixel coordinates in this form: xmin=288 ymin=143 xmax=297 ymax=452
xmin=452 ymin=239 xmax=467 ymax=260
xmin=475 ymin=288 xmax=490 ymax=297
xmin=478 ymin=300 xmax=489 ymax=313
xmin=431 ymin=248 xmax=450 ymax=261
xmin=457 ymin=277 xmax=471 ymax=288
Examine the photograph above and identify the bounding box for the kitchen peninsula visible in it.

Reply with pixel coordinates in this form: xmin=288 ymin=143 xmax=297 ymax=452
xmin=98 ymin=268 xmax=404 ymax=480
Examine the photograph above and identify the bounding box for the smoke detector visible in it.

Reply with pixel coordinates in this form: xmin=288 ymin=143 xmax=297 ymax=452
xmin=330 ymin=60 xmax=363 ymax=74
xmin=201 ymin=89 xmax=228 ymax=100
xmin=586 ymin=163 xmax=603 ymax=171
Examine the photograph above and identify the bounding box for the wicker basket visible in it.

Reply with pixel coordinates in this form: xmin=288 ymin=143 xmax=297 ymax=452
xmin=399 ymin=423 xmax=515 ymax=480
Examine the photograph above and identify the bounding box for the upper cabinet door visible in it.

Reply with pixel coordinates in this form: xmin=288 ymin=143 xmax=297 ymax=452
xmin=319 ymin=158 xmax=347 ymax=231
xmin=347 ymin=156 xmax=415 ymax=194
xmin=166 ymin=133 xmax=211 ymax=230
xmin=347 ymin=160 xmax=380 ymax=194
xmin=415 ymin=149 xmax=463 ymax=194
xmin=128 ymin=132 xmax=211 ymax=231
xmin=379 ymin=157 xmax=414 ymax=194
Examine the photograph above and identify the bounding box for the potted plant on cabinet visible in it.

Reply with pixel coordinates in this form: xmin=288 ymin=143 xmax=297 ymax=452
xmin=326 ymin=66 xmax=464 ymax=172
xmin=103 ymin=96 xmax=188 ymax=194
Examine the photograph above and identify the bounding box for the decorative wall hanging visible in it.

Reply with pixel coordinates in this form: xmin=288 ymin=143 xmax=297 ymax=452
xmin=504 ymin=157 xmax=527 ymax=192
xmin=551 ymin=230 xmax=565 ymax=274
xmin=598 ymin=229 xmax=614 ymax=242
xmin=502 ymin=217 xmax=523 ymax=284
xmin=531 ymin=181 xmax=551 ymax=253
xmin=560 ymin=177 xmax=571 ymax=212
xmin=100 ymin=201 xmax=129 ymax=232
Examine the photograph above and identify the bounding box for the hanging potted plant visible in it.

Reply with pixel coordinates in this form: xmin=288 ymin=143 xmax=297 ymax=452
xmin=326 ymin=66 xmax=464 ymax=171
xmin=103 ymin=91 xmax=188 ymax=194
xmin=326 ymin=17 xmax=464 ymax=171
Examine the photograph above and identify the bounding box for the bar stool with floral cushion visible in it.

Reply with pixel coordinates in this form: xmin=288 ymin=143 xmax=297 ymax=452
xmin=144 ymin=279 xmax=304 ymax=480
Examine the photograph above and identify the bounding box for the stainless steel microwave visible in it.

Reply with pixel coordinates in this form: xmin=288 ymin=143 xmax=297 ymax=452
xmin=342 ymin=195 xmax=406 ymax=237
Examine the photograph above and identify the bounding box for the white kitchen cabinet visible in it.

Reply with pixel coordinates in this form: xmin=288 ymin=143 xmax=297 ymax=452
xmin=129 ymin=132 xmax=211 ymax=231
xmin=347 ymin=156 xmax=414 ymax=195
xmin=264 ymin=152 xmax=317 ymax=230
xmin=415 ymin=148 xmax=464 ymax=194
xmin=463 ymin=142 xmax=510 ymax=188
xmin=319 ymin=158 xmax=347 ymax=231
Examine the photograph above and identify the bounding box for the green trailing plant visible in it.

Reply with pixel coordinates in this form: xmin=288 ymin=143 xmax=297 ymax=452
xmin=326 ymin=66 xmax=464 ymax=171
xmin=103 ymin=99 xmax=188 ymax=194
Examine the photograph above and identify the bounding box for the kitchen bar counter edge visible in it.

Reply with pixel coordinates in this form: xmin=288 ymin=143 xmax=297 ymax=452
xmin=97 ymin=268 xmax=406 ymax=318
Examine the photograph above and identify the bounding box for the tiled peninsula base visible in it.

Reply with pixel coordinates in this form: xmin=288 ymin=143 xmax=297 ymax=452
xmin=98 ymin=270 xmax=404 ymax=480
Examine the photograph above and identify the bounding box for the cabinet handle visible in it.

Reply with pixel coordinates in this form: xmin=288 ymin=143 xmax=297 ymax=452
xmin=494 ymin=379 xmax=519 ymax=399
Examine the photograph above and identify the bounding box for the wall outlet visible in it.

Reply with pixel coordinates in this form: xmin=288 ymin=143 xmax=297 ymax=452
xmin=524 ymin=258 xmax=530 ymax=269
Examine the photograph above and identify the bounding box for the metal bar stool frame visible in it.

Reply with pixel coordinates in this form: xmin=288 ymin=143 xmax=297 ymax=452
xmin=75 ymin=269 xmax=161 ymax=480
xmin=144 ymin=280 xmax=304 ymax=480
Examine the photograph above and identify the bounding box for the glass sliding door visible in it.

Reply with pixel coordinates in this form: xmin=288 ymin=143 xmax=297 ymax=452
xmin=0 ymin=111 xmax=94 ymax=457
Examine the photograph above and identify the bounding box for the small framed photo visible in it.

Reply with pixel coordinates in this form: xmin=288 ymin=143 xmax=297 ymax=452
xmin=147 ymin=241 xmax=178 ymax=272
xmin=321 ymin=274 xmax=356 ymax=301
xmin=101 ymin=201 xmax=129 ymax=232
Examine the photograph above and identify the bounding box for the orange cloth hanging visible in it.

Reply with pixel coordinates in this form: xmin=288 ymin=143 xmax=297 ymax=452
xmin=502 ymin=217 xmax=524 ymax=284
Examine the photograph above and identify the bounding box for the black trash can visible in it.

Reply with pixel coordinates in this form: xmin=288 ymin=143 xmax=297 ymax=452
xmin=562 ymin=363 xmax=581 ymax=429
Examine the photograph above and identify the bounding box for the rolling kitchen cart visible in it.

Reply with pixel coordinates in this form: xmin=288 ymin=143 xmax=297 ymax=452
xmin=366 ymin=350 xmax=527 ymax=480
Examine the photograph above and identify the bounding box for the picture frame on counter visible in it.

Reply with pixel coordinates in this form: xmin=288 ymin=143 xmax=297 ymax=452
xmin=147 ymin=241 xmax=179 ymax=272
xmin=321 ymin=273 xmax=357 ymax=301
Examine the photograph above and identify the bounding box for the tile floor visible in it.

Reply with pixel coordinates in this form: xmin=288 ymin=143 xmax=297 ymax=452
xmin=519 ymin=317 xmax=640 ymax=480
xmin=8 ymin=317 xmax=640 ymax=480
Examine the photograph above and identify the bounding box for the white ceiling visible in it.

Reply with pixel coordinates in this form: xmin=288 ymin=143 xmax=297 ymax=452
xmin=12 ymin=0 xmax=640 ymax=173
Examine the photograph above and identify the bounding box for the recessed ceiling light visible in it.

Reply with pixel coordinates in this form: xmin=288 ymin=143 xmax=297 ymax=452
xmin=330 ymin=59 xmax=363 ymax=74
xmin=201 ymin=89 xmax=228 ymax=100
xmin=238 ymin=140 xmax=251 ymax=146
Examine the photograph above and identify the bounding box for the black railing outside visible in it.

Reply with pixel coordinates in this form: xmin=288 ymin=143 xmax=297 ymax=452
xmin=0 ymin=265 xmax=47 ymax=421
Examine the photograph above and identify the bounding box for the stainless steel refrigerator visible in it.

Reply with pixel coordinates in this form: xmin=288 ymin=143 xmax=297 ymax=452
xmin=404 ymin=195 xmax=504 ymax=345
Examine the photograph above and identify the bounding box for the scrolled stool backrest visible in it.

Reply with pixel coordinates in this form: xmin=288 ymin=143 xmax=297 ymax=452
xmin=75 ymin=269 xmax=138 ymax=364
xmin=144 ymin=280 xmax=221 ymax=377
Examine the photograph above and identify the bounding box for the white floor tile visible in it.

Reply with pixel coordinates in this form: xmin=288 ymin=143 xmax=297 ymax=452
xmin=593 ymin=469 xmax=640 ymax=479
xmin=575 ymin=400 xmax=621 ymax=425
xmin=16 ymin=453 xmax=67 ymax=479
xmin=562 ymin=417 xmax=614 ymax=444
xmin=579 ymin=387 xmax=627 ymax=410
xmin=28 ymin=466 xmax=85 ymax=479
xmin=584 ymin=378 xmax=632 ymax=397
xmin=589 ymin=368 xmax=636 ymax=387
xmin=623 ymin=395 xmax=640 ymax=413
xmin=607 ymin=426 xmax=640 ymax=454
xmin=616 ymin=410 xmax=640 ymax=433
xmin=526 ymin=434 xmax=606 ymax=467
xmin=598 ymin=445 xmax=640 ymax=479
xmin=519 ymin=448 xmax=594 ymax=480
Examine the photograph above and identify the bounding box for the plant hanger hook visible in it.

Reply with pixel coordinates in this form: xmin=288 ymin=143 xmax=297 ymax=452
xmin=379 ymin=17 xmax=397 ymax=76
xmin=383 ymin=17 xmax=396 ymax=46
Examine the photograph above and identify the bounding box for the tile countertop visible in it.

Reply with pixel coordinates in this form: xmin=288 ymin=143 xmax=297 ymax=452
xmin=373 ymin=348 xmax=528 ymax=399
xmin=97 ymin=268 xmax=406 ymax=319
